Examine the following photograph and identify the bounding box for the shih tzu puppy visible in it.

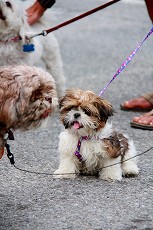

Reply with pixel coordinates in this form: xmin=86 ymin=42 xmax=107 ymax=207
xmin=54 ymin=89 xmax=139 ymax=181
xmin=0 ymin=65 xmax=58 ymax=159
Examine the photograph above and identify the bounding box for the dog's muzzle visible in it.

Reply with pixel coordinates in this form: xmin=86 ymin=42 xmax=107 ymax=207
xmin=74 ymin=112 xmax=81 ymax=119
xmin=40 ymin=109 xmax=52 ymax=118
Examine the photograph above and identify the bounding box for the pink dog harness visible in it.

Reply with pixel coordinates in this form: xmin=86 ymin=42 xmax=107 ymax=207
xmin=74 ymin=136 xmax=90 ymax=162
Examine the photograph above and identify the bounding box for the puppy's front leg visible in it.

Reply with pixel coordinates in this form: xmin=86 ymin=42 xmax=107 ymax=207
xmin=54 ymin=157 xmax=78 ymax=179
xmin=54 ymin=132 xmax=79 ymax=178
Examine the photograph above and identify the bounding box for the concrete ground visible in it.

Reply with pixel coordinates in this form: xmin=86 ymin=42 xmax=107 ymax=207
xmin=0 ymin=0 xmax=153 ymax=229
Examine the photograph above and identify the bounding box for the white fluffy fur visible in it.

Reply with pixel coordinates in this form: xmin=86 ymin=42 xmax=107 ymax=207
xmin=54 ymin=123 xmax=139 ymax=181
xmin=0 ymin=0 xmax=65 ymax=97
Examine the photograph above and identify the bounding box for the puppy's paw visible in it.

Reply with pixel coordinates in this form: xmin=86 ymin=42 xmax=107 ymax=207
xmin=99 ymin=168 xmax=122 ymax=182
xmin=122 ymin=162 xmax=139 ymax=178
xmin=53 ymin=169 xmax=76 ymax=179
xmin=99 ymin=173 xmax=122 ymax=182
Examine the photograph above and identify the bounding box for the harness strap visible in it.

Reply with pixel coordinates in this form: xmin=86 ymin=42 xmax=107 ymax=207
xmin=74 ymin=136 xmax=89 ymax=162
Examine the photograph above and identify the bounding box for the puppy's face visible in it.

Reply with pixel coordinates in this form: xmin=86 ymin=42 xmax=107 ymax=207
xmin=18 ymin=82 xmax=58 ymax=131
xmin=0 ymin=0 xmax=25 ymax=38
xmin=59 ymin=89 xmax=114 ymax=135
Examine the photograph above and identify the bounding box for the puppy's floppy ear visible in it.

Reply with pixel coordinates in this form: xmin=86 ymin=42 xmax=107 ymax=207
xmin=94 ymin=98 xmax=115 ymax=122
xmin=59 ymin=95 xmax=65 ymax=109
xmin=59 ymin=90 xmax=71 ymax=109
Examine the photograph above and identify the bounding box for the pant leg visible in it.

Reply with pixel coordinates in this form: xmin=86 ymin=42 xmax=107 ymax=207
xmin=143 ymin=93 xmax=153 ymax=105
xmin=145 ymin=0 xmax=153 ymax=23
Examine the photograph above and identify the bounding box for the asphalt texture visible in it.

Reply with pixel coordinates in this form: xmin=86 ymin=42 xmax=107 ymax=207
xmin=0 ymin=0 xmax=153 ymax=229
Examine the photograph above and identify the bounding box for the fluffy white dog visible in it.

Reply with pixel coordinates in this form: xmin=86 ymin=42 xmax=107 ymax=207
xmin=0 ymin=0 xmax=65 ymax=97
xmin=54 ymin=89 xmax=139 ymax=181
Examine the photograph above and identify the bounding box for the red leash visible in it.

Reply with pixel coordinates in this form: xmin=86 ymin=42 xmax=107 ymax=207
xmin=45 ymin=0 xmax=121 ymax=35
xmin=28 ymin=0 xmax=121 ymax=39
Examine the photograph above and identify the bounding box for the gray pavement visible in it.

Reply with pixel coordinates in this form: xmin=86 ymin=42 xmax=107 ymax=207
xmin=0 ymin=0 xmax=153 ymax=229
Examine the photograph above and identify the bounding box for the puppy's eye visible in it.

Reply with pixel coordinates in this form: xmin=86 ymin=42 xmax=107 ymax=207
xmin=82 ymin=108 xmax=91 ymax=116
xmin=45 ymin=97 xmax=52 ymax=103
xmin=6 ymin=1 xmax=12 ymax=8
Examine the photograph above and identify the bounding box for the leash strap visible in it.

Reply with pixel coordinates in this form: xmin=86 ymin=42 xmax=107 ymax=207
xmin=13 ymin=146 xmax=153 ymax=176
xmin=27 ymin=0 xmax=121 ymax=39
xmin=44 ymin=0 xmax=121 ymax=35
xmin=99 ymin=27 xmax=153 ymax=96
xmin=5 ymin=143 xmax=15 ymax=165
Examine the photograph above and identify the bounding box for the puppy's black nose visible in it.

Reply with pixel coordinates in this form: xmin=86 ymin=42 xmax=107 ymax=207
xmin=74 ymin=113 xmax=80 ymax=119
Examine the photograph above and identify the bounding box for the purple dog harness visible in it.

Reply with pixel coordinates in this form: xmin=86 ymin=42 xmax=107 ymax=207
xmin=74 ymin=136 xmax=90 ymax=162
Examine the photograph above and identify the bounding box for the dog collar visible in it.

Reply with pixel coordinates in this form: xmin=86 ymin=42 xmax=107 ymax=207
xmin=74 ymin=136 xmax=90 ymax=162
xmin=0 ymin=36 xmax=22 ymax=43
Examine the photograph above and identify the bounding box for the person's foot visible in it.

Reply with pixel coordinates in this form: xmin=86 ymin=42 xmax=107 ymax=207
xmin=120 ymin=97 xmax=153 ymax=111
xmin=130 ymin=110 xmax=153 ymax=130
xmin=132 ymin=110 xmax=153 ymax=125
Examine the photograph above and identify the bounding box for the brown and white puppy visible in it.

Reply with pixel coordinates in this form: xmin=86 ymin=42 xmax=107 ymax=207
xmin=54 ymin=89 xmax=139 ymax=181
xmin=0 ymin=65 xmax=58 ymax=159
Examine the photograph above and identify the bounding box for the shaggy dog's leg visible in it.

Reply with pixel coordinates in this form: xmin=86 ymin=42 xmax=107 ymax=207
xmin=54 ymin=158 xmax=77 ymax=179
xmin=54 ymin=132 xmax=78 ymax=179
xmin=42 ymin=36 xmax=65 ymax=98
xmin=0 ymin=145 xmax=4 ymax=159
xmin=121 ymin=141 xmax=139 ymax=177
xmin=99 ymin=157 xmax=122 ymax=181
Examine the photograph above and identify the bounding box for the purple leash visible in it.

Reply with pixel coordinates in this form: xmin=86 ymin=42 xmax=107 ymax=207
xmin=99 ymin=27 xmax=153 ymax=96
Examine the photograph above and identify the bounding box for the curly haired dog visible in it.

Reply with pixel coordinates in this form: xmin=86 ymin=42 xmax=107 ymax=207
xmin=54 ymin=89 xmax=139 ymax=181
xmin=0 ymin=65 xmax=58 ymax=159
xmin=0 ymin=0 xmax=65 ymax=97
